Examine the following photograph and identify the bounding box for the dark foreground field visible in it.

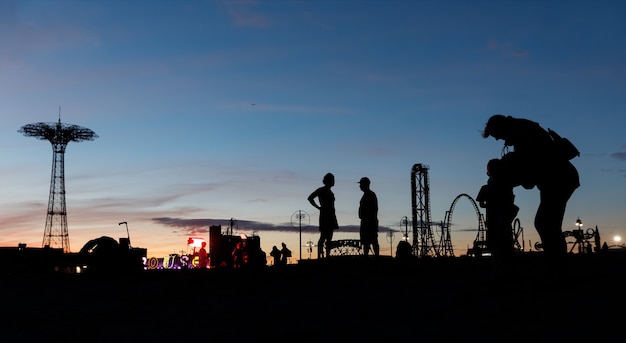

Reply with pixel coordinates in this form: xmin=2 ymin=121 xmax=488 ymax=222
xmin=2 ymin=252 xmax=625 ymax=342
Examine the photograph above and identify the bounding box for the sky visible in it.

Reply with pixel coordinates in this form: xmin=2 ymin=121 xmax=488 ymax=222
xmin=1 ymin=0 xmax=625 ymax=263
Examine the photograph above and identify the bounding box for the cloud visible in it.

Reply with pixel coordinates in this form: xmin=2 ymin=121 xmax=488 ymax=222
xmin=506 ymin=49 xmax=529 ymax=59
xmin=218 ymin=101 xmax=351 ymax=116
xmin=223 ymin=0 xmax=270 ymax=28
xmin=611 ymin=152 xmax=626 ymax=161
xmin=153 ymin=217 xmax=303 ymax=237
xmin=152 ymin=217 xmax=393 ymax=234
xmin=485 ymin=40 xmax=529 ymax=60
xmin=0 ymin=18 xmax=98 ymax=59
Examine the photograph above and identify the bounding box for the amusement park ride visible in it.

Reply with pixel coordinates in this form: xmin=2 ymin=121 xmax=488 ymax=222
xmin=407 ymin=163 xmax=602 ymax=257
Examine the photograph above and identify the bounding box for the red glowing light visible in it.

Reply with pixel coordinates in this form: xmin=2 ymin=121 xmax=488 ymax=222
xmin=187 ymin=237 xmax=205 ymax=248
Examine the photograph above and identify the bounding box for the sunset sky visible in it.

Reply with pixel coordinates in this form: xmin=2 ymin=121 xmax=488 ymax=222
xmin=1 ymin=0 xmax=625 ymax=262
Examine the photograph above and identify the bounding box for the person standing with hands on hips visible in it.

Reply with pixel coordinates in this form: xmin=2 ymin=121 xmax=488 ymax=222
xmin=308 ymin=172 xmax=338 ymax=259
xmin=358 ymin=177 xmax=379 ymax=257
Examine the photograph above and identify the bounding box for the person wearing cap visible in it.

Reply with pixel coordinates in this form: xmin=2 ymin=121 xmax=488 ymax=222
xmin=358 ymin=177 xmax=379 ymax=257
xmin=308 ymin=172 xmax=339 ymax=258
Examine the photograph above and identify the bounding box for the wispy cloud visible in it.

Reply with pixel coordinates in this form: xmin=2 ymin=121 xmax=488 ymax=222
xmin=218 ymin=101 xmax=352 ymax=116
xmin=152 ymin=217 xmax=392 ymax=236
xmin=153 ymin=217 xmax=301 ymax=235
xmin=0 ymin=17 xmax=98 ymax=58
xmin=222 ymin=0 xmax=271 ymax=28
xmin=485 ymin=40 xmax=529 ymax=60
xmin=611 ymin=152 xmax=626 ymax=161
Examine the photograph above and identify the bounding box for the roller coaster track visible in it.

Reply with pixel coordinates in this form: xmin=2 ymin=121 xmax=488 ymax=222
xmin=410 ymin=163 xmax=528 ymax=258
xmin=411 ymin=163 xmax=488 ymax=257
xmin=441 ymin=193 xmax=485 ymax=257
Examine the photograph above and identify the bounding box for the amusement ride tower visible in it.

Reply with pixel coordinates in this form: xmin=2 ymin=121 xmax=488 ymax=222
xmin=411 ymin=163 xmax=434 ymax=257
xmin=18 ymin=115 xmax=98 ymax=253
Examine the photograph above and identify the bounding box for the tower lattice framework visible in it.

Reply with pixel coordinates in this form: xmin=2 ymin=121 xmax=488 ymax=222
xmin=19 ymin=118 xmax=98 ymax=253
xmin=411 ymin=163 xmax=436 ymax=257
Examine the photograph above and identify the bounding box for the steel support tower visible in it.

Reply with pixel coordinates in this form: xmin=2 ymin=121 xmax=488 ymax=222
xmin=411 ymin=163 xmax=435 ymax=257
xmin=19 ymin=117 xmax=98 ymax=253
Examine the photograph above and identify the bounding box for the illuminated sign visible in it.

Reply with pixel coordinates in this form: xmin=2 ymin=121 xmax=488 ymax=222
xmin=187 ymin=237 xmax=206 ymax=248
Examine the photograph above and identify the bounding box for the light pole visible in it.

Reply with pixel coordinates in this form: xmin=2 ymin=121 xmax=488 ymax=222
xmin=305 ymin=239 xmax=315 ymax=259
xmin=575 ymin=217 xmax=583 ymax=253
xmin=401 ymin=216 xmax=410 ymax=242
xmin=291 ymin=210 xmax=310 ymax=261
xmin=118 ymin=221 xmax=130 ymax=247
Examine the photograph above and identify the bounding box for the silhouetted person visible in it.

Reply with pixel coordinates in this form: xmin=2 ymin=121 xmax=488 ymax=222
xmin=395 ymin=240 xmax=412 ymax=259
xmin=232 ymin=241 xmax=244 ymax=268
xmin=476 ymin=158 xmax=519 ymax=265
xmin=270 ymin=245 xmax=281 ymax=266
xmin=482 ymin=114 xmax=580 ymax=264
xmin=358 ymin=177 xmax=379 ymax=257
xmin=197 ymin=241 xmax=208 ymax=269
xmin=308 ymin=172 xmax=339 ymax=258
xmin=280 ymin=242 xmax=291 ymax=266
xmin=602 ymin=242 xmax=609 ymax=252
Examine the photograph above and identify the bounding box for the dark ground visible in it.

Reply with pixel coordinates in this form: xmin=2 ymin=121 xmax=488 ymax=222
xmin=1 ymin=252 xmax=625 ymax=342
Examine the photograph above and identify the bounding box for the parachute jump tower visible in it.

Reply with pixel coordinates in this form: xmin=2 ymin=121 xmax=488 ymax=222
xmin=19 ymin=115 xmax=98 ymax=253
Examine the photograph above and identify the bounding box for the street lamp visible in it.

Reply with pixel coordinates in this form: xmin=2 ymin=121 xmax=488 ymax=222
xmin=575 ymin=217 xmax=583 ymax=253
xmin=291 ymin=210 xmax=310 ymax=261
xmin=118 ymin=221 xmax=130 ymax=247
xmin=305 ymin=239 xmax=315 ymax=259
xmin=400 ymin=216 xmax=410 ymax=241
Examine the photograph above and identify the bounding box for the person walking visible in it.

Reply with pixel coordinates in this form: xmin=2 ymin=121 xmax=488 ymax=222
xmin=308 ymin=172 xmax=339 ymax=258
xmin=482 ymin=114 xmax=579 ymax=263
xmin=358 ymin=177 xmax=379 ymax=257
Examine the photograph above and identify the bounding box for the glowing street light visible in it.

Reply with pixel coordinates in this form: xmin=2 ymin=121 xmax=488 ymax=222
xmin=573 ymin=217 xmax=585 ymax=253
xmin=400 ymin=216 xmax=410 ymax=241
xmin=305 ymin=239 xmax=315 ymax=259
xmin=614 ymin=235 xmax=622 ymax=245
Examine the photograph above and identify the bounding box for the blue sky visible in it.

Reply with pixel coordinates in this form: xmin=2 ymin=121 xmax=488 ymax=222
xmin=1 ymin=0 xmax=625 ymax=260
